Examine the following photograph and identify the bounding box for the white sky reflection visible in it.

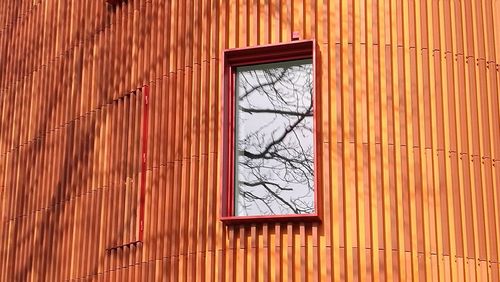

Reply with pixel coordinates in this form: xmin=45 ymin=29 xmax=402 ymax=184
xmin=234 ymin=59 xmax=315 ymax=216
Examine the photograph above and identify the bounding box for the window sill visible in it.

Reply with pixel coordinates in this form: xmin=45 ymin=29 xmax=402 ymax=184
xmin=221 ymin=213 xmax=321 ymax=225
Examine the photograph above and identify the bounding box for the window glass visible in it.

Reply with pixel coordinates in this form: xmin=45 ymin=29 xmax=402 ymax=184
xmin=234 ymin=59 xmax=314 ymax=216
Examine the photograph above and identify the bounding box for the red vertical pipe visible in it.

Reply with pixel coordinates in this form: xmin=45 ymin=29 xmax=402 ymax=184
xmin=139 ymin=85 xmax=149 ymax=241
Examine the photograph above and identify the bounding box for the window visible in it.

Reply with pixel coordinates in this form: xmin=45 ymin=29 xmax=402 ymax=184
xmin=221 ymin=40 xmax=320 ymax=223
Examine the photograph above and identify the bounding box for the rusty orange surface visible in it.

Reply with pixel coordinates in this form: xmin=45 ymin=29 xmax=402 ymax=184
xmin=0 ymin=0 xmax=500 ymax=281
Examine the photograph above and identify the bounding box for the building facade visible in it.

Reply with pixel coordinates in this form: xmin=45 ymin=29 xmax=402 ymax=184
xmin=1 ymin=0 xmax=500 ymax=281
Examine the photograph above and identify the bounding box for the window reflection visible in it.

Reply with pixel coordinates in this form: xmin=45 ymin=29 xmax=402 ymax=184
xmin=235 ymin=59 xmax=314 ymax=216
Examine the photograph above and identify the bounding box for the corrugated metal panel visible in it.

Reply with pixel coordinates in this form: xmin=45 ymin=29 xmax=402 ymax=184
xmin=0 ymin=0 xmax=499 ymax=281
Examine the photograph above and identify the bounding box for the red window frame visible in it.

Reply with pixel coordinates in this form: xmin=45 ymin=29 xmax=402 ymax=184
xmin=106 ymin=85 xmax=148 ymax=252
xmin=221 ymin=40 xmax=321 ymax=224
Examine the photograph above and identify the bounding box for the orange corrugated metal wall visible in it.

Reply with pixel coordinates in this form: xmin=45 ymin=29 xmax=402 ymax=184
xmin=1 ymin=0 xmax=500 ymax=281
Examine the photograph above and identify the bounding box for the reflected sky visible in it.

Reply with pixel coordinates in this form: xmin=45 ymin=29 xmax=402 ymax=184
xmin=235 ymin=59 xmax=315 ymax=216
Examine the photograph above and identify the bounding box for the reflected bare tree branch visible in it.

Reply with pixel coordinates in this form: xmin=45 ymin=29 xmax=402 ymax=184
xmin=235 ymin=59 xmax=315 ymax=216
